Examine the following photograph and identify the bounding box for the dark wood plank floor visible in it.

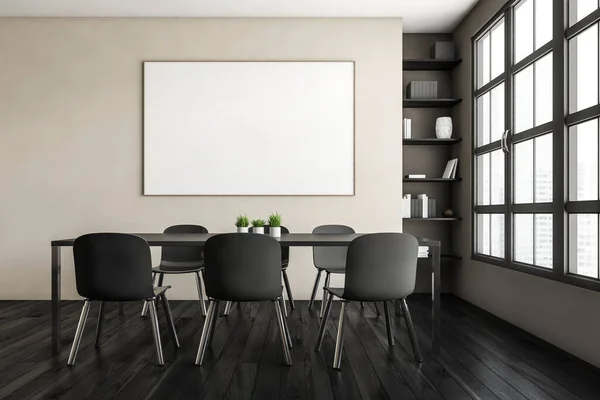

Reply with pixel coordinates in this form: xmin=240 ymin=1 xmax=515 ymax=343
xmin=0 ymin=295 xmax=599 ymax=400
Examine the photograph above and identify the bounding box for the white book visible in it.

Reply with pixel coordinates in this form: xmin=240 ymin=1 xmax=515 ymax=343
xmin=407 ymin=119 xmax=411 ymax=138
xmin=406 ymin=174 xmax=426 ymax=179
xmin=403 ymin=195 xmax=413 ymax=218
xmin=418 ymin=194 xmax=428 ymax=218
xmin=402 ymin=198 xmax=410 ymax=218
xmin=442 ymin=159 xmax=454 ymax=179
xmin=450 ymin=158 xmax=459 ymax=178
xmin=403 ymin=118 xmax=412 ymax=139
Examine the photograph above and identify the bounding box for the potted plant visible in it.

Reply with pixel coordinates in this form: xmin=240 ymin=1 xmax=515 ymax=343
xmin=268 ymin=212 xmax=282 ymax=238
xmin=235 ymin=214 xmax=249 ymax=233
xmin=251 ymin=219 xmax=266 ymax=234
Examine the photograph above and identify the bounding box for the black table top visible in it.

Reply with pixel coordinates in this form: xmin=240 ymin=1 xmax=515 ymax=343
xmin=51 ymin=233 xmax=440 ymax=247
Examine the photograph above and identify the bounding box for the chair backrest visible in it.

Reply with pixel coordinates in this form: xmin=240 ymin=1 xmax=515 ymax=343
xmin=203 ymin=233 xmax=282 ymax=301
xmin=312 ymin=225 xmax=355 ymax=269
xmin=249 ymin=225 xmax=290 ymax=261
xmin=161 ymin=224 xmax=209 ymax=264
xmin=73 ymin=233 xmax=154 ymax=301
xmin=343 ymin=233 xmax=419 ymax=301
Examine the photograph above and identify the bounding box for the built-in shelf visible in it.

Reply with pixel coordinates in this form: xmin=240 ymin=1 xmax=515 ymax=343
xmin=403 ymin=138 xmax=462 ymax=145
xmin=403 ymin=59 xmax=463 ymax=71
xmin=403 ymin=178 xmax=462 ymax=183
xmin=403 ymin=99 xmax=462 ymax=108
xmin=403 ymin=217 xmax=462 ymax=221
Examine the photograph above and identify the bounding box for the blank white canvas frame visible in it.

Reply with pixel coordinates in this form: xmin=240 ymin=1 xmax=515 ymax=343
xmin=143 ymin=61 xmax=355 ymax=196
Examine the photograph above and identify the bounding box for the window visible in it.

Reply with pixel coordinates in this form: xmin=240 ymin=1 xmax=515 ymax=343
xmin=473 ymin=0 xmax=600 ymax=290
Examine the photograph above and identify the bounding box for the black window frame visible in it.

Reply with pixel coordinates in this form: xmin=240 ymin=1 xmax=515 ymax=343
xmin=472 ymin=0 xmax=600 ymax=293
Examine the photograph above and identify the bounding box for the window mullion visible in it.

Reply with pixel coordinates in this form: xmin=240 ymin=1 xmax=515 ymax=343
xmin=505 ymin=5 xmax=514 ymax=262
xmin=552 ymin=0 xmax=567 ymax=277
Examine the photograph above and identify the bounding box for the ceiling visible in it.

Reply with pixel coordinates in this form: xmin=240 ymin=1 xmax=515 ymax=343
xmin=0 ymin=0 xmax=479 ymax=33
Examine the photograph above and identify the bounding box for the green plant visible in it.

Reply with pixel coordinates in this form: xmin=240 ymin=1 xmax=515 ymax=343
xmin=268 ymin=212 xmax=282 ymax=227
xmin=251 ymin=219 xmax=266 ymax=227
xmin=235 ymin=214 xmax=249 ymax=228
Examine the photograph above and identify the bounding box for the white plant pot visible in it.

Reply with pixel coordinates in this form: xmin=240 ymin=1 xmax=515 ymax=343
xmin=435 ymin=117 xmax=453 ymax=139
xmin=253 ymin=227 xmax=264 ymax=234
xmin=270 ymin=226 xmax=281 ymax=238
xmin=237 ymin=227 xmax=249 ymax=233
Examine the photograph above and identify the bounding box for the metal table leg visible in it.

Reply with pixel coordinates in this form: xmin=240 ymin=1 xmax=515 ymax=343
xmin=52 ymin=246 xmax=61 ymax=356
xmin=431 ymin=244 xmax=441 ymax=354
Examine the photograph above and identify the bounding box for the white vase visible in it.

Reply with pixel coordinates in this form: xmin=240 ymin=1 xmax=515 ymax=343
xmin=435 ymin=117 xmax=453 ymax=139
xmin=270 ymin=226 xmax=281 ymax=238
xmin=237 ymin=227 xmax=249 ymax=233
xmin=253 ymin=227 xmax=264 ymax=234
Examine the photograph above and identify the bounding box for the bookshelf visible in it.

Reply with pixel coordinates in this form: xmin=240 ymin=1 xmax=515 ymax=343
xmin=403 ymin=178 xmax=462 ymax=183
xmin=402 ymin=35 xmax=463 ymax=278
xmin=403 ymin=138 xmax=462 ymax=145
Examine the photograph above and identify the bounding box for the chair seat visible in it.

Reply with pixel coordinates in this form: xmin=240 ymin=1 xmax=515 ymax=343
xmin=153 ymin=261 xmax=204 ymax=273
xmin=153 ymin=285 xmax=171 ymax=298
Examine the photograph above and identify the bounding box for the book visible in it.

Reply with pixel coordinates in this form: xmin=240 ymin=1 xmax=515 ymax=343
xmin=405 ymin=174 xmax=426 ymax=179
xmin=418 ymin=194 xmax=428 ymax=218
xmin=442 ymin=160 xmax=453 ymax=178
xmin=450 ymin=158 xmax=458 ymax=178
xmin=442 ymin=158 xmax=458 ymax=179
xmin=403 ymin=118 xmax=412 ymax=138
xmin=402 ymin=195 xmax=412 ymax=218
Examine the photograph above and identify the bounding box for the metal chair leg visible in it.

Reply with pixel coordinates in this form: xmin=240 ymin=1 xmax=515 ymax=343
xmin=223 ymin=301 xmax=232 ymax=316
xmin=274 ymin=300 xmax=292 ymax=366
xmin=157 ymin=273 xmax=165 ymax=287
xmin=333 ymin=301 xmax=348 ymax=370
xmin=374 ymin=301 xmax=381 ymax=316
xmin=320 ymin=272 xmax=331 ymax=318
xmin=195 ymin=300 xmax=216 ymax=365
xmin=394 ymin=299 xmax=403 ymax=317
xmin=161 ymin=294 xmax=180 ymax=348
xmin=383 ymin=301 xmax=394 ymax=346
xmin=147 ymin=299 xmax=164 ymax=366
xmin=95 ymin=301 xmax=105 ymax=349
xmin=401 ymin=298 xmax=422 ymax=362
xmin=315 ymin=292 xmax=333 ymax=352
xmin=282 ymin=269 xmax=295 ymax=310
xmin=67 ymin=300 xmax=92 ymax=366
xmin=308 ymin=269 xmax=322 ymax=310
xmin=195 ymin=271 xmax=207 ymax=317
xmin=141 ymin=273 xmax=157 ymax=317
xmin=281 ymin=286 xmax=288 ymax=318
xmin=207 ymin=300 xmax=220 ymax=346
xmin=361 ymin=302 xmax=365 ymax=308
xmin=279 ymin=297 xmax=292 ymax=348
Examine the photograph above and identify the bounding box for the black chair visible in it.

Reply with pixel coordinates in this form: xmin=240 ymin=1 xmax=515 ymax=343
xmin=315 ymin=233 xmax=422 ymax=369
xmin=195 ymin=233 xmax=292 ymax=366
xmin=141 ymin=224 xmax=209 ymax=318
xmin=68 ymin=233 xmax=179 ymax=366
xmin=308 ymin=224 xmax=355 ymax=318
xmin=223 ymin=226 xmax=293 ymax=316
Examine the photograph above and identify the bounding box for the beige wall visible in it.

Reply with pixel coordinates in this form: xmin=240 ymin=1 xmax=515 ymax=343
xmin=452 ymin=1 xmax=600 ymax=368
xmin=0 ymin=18 xmax=404 ymax=300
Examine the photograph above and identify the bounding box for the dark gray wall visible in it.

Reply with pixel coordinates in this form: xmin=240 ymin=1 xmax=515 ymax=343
xmin=451 ymin=0 xmax=600 ymax=368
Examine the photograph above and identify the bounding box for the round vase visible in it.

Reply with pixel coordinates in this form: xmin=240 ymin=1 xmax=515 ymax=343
xmin=237 ymin=227 xmax=249 ymax=233
xmin=253 ymin=227 xmax=264 ymax=234
xmin=270 ymin=226 xmax=281 ymax=238
xmin=435 ymin=117 xmax=453 ymax=139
